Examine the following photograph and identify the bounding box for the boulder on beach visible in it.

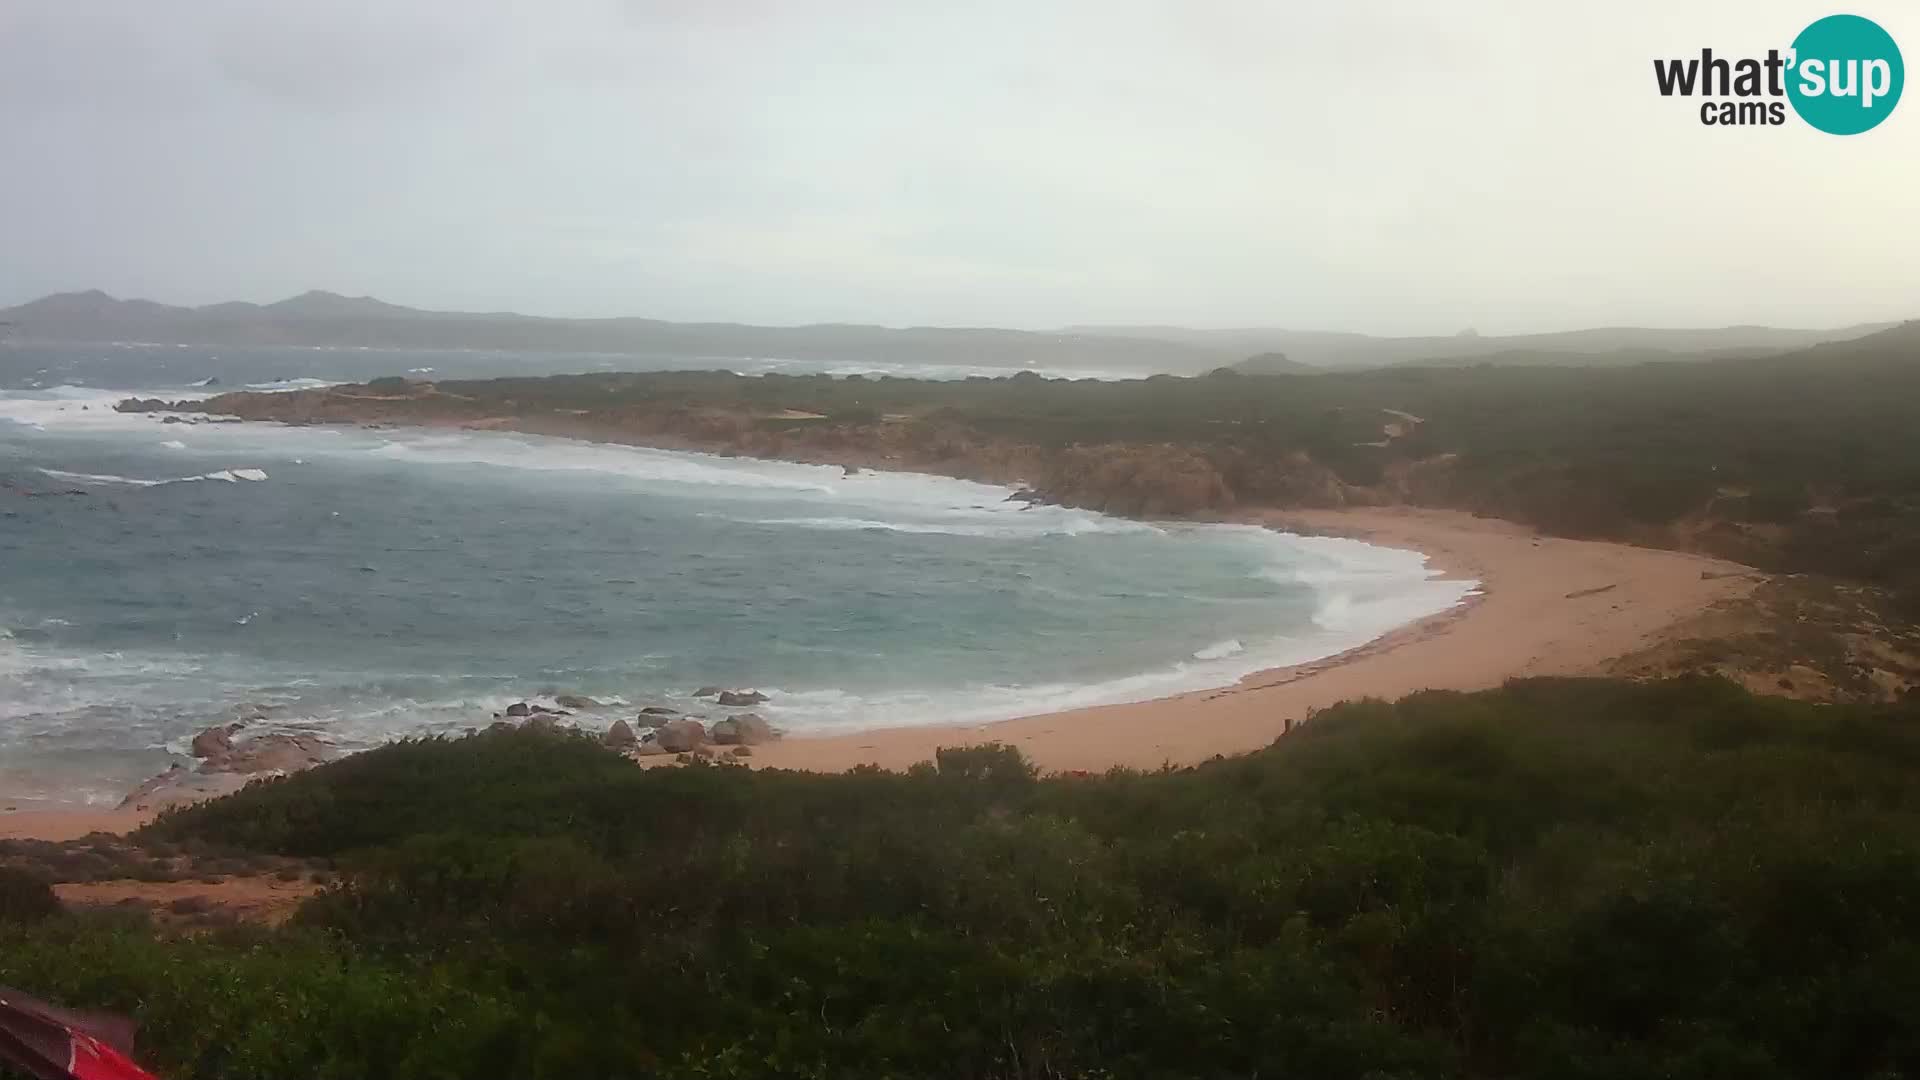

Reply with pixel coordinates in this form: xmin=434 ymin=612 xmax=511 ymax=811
xmin=602 ymin=719 xmax=637 ymax=749
xmin=117 ymin=765 xmax=253 ymax=813
xmin=203 ymin=733 xmax=332 ymax=775
xmin=190 ymin=723 xmax=243 ymax=759
xmin=692 ymin=686 xmax=724 ymax=698
xmin=710 ymin=713 xmax=775 ymax=746
xmin=119 ymin=764 xmax=188 ymax=809
xmin=505 ymin=702 xmax=531 ymax=717
xmin=639 ymin=706 xmax=677 ymax=716
xmin=716 ymin=690 xmax=769 ymax=707
xmin=634 ymin=736 xmax=670 ymax=757
xmin=556 ymin=694 xmax=602 ymax=710
xmin=655 ymin=718 xmax=707 ymax=753
xmin=526 ymin=714 xmax=559 ymax=733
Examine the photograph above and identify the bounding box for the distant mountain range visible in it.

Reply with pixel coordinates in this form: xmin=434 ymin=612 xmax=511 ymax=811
xmin=0 ymin=290 xmax=1232 ymax=374
xmin=0 ymin=290 xmax=1897 ymax=373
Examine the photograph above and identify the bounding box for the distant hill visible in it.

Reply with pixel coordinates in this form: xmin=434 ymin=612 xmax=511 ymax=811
xmin=1385 ymin=345 xmax=1786 ymax=370
xmin=1736 ymin=318 xmax=1920 ymax=371
xmin=1071 ymin=322 xmax=1895 ymax=369
xmin=0 ymin=290 xmax=1234 ymax=375
xmin=6 ymin=290 xmax=1894 ymax=375
xmin=1229 ymin=351 xmax=1314 ymax=375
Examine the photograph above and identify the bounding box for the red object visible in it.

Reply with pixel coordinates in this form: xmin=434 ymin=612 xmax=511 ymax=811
xmin=0 ymin=988 xmax=160 ymax=1080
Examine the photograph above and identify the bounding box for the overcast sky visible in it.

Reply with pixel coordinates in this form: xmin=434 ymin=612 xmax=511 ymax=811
xmin=2 ymin=1 xmax=1916 ymax=333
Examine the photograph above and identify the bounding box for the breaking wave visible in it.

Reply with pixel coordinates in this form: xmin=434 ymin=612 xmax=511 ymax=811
xmin=743 ymin=514 xmax=1151 ymax=539
xmin=37 ymin=467 xmax=268 ymax=487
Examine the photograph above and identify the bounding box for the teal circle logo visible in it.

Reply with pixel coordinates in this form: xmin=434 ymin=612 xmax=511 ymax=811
xmin=1787 ymin=14 xmax=1903 ymax=134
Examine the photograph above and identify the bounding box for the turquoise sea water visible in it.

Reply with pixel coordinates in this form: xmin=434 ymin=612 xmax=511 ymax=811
xmin=0 ymin=345 xmax=1475 ymax=806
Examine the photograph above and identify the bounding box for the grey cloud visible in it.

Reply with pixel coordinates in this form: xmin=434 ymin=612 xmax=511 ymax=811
xmin=1 ymin=0 xmax=1915 ymax=333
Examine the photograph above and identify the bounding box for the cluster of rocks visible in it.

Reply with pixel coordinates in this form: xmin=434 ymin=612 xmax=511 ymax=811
xmin=113 ymin=398 xmax=241 ymax=424
xmin=119 ymin=685 xmax=786 ymax=811
xmin=486 ymin=688 xmax=784 ymax=763
xmin=624 ymin=712 xmax=775 ymax=759
xmin=622 ymin=687 xmax=781 ymax=762
xmin=186 ymin=720 xmax=332 ymax=775
xmin=120 ymin=709 xmax=337 ymax=812
xmin=693 ymin=686 xmax=769 ymax=706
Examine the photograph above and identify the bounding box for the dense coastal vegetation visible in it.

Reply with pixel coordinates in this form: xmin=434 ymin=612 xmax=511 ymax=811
xmin=6 ymin=677 xmax=1920 ymax=1078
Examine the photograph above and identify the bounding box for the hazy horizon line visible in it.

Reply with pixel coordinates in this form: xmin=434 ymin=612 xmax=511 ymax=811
xmin=4 ymin=286 xmax=1905 ymax=341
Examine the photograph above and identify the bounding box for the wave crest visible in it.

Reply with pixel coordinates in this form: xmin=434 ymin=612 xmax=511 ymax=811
xmin=37 ymin=467 xmax=268 ymax=488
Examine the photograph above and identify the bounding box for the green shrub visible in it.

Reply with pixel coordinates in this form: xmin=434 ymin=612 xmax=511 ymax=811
xmin=9 ymin=679 xmax=1917 ymax=1077
xmin=0 ymin=865 xmax=60 ymax=923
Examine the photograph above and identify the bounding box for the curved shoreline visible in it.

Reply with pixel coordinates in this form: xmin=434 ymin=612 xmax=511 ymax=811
xmin=719 ymin=505 xmax=1756 ymax=774
xmin=0 ymin=414 xmax=1760 ymax=838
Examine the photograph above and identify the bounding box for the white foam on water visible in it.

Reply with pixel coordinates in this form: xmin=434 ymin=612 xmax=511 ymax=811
xmin=742 ymin=512 xmax=1152 ymax=539
xmin=36 ymin=466 xmax=268 ymax=488
xmin=744 ymin=532 xmax=1475 ymax=736
xmin=0 ymin=640 xmax=221 ymax=723
xmin=0 ymin=380 xmax=344 ymax=434
xmin=1193 ymin=638 xmax=1245 ymax=661
xmin=338 ymin=436 xmax=1136 ymax=534
xmin=363 ymin=433 xmax=847 ymax=494
xmin=244 ymin=378 xmax=337 ymax=392
xmin=35 ymin=468 xmax=164 ymax=487
xmin=345 ymin=430 xmax=1097 ymax=534
xmin=735 ymin=357 xmax=1152 ymax=382
xmin=1250 ymin=530 xmax=1478 ymax=637
xmin=0 ymin=386 xmax=173 ymax=431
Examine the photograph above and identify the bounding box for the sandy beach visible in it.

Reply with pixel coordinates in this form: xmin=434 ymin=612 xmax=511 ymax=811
xmin=0 ymin=809 xmax=151 ymax=843
xmin=1 ymin=505 xmax=1757 ymax=841
xmin=729 ymin=506 xmax=1758 ymax=773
